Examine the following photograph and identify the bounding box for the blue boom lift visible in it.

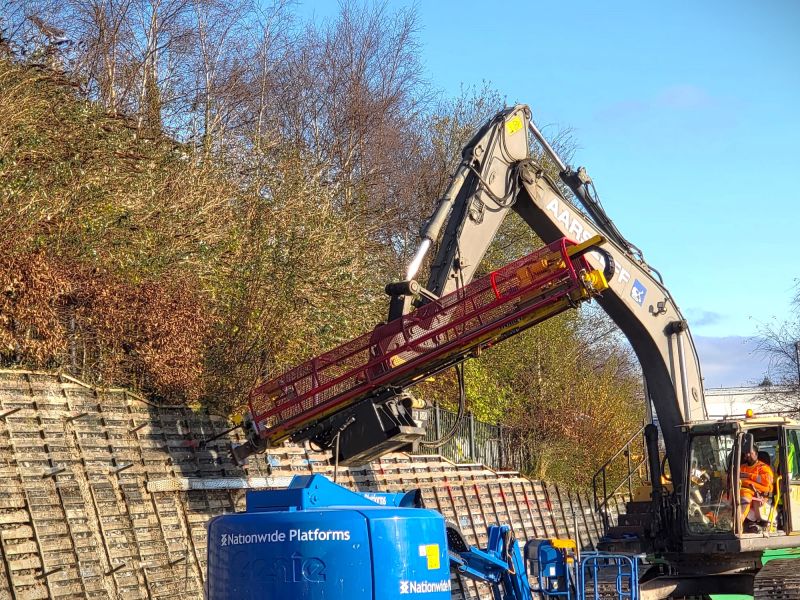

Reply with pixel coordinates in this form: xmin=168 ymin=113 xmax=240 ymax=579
xmin=206 ymin=475 xmax=639 ymax=600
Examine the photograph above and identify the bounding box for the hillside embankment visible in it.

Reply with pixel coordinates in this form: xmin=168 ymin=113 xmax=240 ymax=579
xmin=0 ymin=369 xmax=615 ymax=600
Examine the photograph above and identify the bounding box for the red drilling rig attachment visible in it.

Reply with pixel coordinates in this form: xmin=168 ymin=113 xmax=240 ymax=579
xmin=239 ymin=235 xmax=608 ymax=465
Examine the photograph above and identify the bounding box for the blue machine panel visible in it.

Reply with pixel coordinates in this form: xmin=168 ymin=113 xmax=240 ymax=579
xmin=366 ymin=508 xmax=451 ymax=598
xmin=207 ymin=509 xmax=371 ymax=599
xmin=206 ymin=475 xmax=451 ymax=600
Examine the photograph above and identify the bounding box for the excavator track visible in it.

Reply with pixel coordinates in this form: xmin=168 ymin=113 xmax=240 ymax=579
xmin=755 ymin=559 xmax=800 ymax=600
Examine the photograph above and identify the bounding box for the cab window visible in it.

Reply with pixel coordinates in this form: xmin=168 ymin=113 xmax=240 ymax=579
xmin=786 ymin=429 xmax=800 ymax=481
xmin=687 ymin=433 xmax=734 ymax=534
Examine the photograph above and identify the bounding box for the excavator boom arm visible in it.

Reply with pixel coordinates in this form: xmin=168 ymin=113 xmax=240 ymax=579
xmin=413 ymin=104 xmax=706 ymax=482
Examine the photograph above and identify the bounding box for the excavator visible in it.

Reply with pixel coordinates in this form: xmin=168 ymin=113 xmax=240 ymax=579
xmin=216 ymin=105 xmax=800 ymax=598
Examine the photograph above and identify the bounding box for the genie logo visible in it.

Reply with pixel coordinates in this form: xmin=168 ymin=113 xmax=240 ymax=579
xmin=236 ymin=552 xmax=326 ymax=584
xmin=266 ymin=553 xmax=326 ymax=583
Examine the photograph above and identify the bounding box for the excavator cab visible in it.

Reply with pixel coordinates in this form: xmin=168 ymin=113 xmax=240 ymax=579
xmin=685 ymin=426 xmax=736 ymax=535
xmin=680 ymin=417 xmax=800 ymax=553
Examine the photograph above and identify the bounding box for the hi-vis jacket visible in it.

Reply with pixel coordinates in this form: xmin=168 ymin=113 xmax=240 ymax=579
xmin=740 ymin=460 xmax=774 ymax=498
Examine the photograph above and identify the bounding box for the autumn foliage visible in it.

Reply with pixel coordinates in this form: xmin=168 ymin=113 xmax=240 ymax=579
xmin=0 ymin=61 xmax=224 ymax=401
xmin=0 ymin=251 xmax=210 ymax=400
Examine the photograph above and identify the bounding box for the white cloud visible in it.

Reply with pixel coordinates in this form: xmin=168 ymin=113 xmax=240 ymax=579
xmin=686 ymin=308 xmax=725 ymax=328
xmin=656 ymin=84 xmax=713 ymax=110
xmin=593 ymin=83 xmax=718 ymax=124
xmin=694 ymin=335 xmax=772 ymax=388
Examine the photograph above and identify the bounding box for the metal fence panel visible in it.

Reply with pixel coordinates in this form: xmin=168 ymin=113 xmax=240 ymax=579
xmin=418 ymin=405 xmax=504 ymax=469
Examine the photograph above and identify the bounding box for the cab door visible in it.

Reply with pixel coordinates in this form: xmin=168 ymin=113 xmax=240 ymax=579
xmin=781 ymin=427 xmax=800 ymax=533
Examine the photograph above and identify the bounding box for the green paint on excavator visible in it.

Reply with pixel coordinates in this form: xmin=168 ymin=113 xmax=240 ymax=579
xmin=710 ymin=547 xmax=800 ymax=600
xmin=761 ymin=546 xmax=800 ymax=563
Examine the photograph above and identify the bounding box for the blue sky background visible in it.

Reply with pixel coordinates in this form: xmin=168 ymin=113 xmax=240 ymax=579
xmin=298 ymin=0 xmax=799 ymax=387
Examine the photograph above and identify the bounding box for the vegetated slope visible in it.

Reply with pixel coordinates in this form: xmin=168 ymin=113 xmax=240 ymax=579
xmin=0 ymin=59 xmax=222 ymax=402
xmin=0 ymin=59 xmax=384 ymax=407
xmin=0 ymin=369 xmax=611 ymax=600
xmin=0 ymin=0 xmax=644 ymax=485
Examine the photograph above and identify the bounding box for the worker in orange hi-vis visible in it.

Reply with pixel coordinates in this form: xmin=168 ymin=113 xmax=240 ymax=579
xmin=739 ymin=446 xmax=774 ymax=533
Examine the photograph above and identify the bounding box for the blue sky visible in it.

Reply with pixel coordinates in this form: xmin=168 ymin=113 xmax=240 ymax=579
xmin=298 ymin=1 xmax=799 ymax=386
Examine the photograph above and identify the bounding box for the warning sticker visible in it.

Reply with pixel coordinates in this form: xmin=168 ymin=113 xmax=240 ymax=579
xmin=418 ymin=544 xmax=440 ymax=570
xmin=505 ymin=115 xmax=523 ymax=136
